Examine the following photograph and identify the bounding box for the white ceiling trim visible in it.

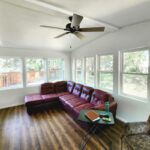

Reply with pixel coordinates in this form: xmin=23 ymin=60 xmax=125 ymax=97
xmin=25 ymin=0 xmax=72 ymax=15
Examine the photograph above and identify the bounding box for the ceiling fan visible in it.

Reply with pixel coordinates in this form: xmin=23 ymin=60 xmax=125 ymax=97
xmin=40 ymin=14 xmax=105 ymax=39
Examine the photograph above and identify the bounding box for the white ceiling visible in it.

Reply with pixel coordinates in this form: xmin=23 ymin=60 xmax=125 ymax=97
xmin=0 ymin=0 xmax=150 ymax=51
xmin=43 ymin=0 xmax=150 ymax=27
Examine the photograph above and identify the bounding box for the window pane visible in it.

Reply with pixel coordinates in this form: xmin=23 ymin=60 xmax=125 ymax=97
xmin=0 ymin=58 xmax=22 ymax=89
xmin=26 ymin=58 xmax=45 ymax=85
xmin=76 ymin=59 xmax=83 ymax=83
xmin=85 ymin=57 xmax=95 ymax=86
xmin=48 ymin=59 xmax=64 ymax=82
xmin=76 ymin=70 xmax=83 ymax=83
xmin=122 ymin=74 xmax=147 ymax=99
xmin=99 ymin=72 xmax=113 ymax=91
xmin=72 ymin=59 xmax=75 ymax=81
xmin=76 ymin=59 xmax=82 ymax=70
xmin=123 ymin=50 xmax=149 ymax=73
xmin=100 ymin=55 xmax=113 ymax=71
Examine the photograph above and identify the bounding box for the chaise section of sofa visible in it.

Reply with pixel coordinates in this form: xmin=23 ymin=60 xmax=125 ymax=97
xmin=25 ymin=81 xmax=69 ymax=114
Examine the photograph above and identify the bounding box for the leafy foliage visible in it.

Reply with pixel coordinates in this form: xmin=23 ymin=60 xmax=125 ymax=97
xmin=100 ymin=55 xmax=113 ymax=71
xmin=0 ymin=58 xmax=21 ymax=72
xmin=123 ymin=50 xmax=149 ymax=73
xmin=86 ymin=57 xmax=95 ymax=86
xmin=26 ymin=58 xmax=44 ymax=71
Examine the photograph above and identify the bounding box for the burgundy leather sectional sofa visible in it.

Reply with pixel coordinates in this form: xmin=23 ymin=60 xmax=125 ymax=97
xmin=25 ymin=81 xmax=117 ymax=119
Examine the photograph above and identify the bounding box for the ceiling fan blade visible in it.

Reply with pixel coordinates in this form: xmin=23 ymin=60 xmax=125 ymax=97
xmin=74 ymin=32 xmax=85 ymax=39
xmin=71 ymin=14 xmax=83 ymax=28
xmin=79 ymin=27 xmax=105 ymax=32
xmin=54 ymin=32 xmax=70 ymax=38
xmin=40 ymin=25 xmax=64 ymax=30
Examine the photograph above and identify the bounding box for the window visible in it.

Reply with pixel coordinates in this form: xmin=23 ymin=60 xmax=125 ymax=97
xmin=48 ymin=58 xmax=64 ymax=82
xmin=26 ymin=58 xmax=46 ymax=86
xmin=0 ymin=57 xmax=23 ymax=90
xmin=75 ymin=58 xmax=83 ymax=83
xmin=120 ymin=49 xmax=149 ymax=100
xmin=85 ymin=57 xmax=95 ymax=86
xmin=99 ymin=55 xmax=113 ymax=91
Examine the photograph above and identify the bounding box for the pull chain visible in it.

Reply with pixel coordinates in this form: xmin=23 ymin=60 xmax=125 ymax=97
xmin=69 ymin=34 xmax=72 ymax=49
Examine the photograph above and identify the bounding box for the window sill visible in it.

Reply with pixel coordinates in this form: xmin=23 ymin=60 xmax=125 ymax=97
xmin=26 ymin=82 xmax=44 ymax=87
xmin=0 ymin=86 xmax=23 ymax=91
xmin=118 ymin=93 xmax=148 ymax=103
xmin=99 ymin=87 xmax=113 ymax=94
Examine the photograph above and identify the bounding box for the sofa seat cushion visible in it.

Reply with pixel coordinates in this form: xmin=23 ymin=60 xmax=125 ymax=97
xmin=65 ymin=98 xmax=88 ymax=108
xmin=124 ymin=134 xmax=150 ymax=150
xmin=59 ymin=94 xmax=77 ymax=102
xmin=25 ymin=94 xmax=44 ymax=106
xmin=74 ymin=103 xmax=94 ymax=113
xmin=41 ymin=94 xmax=59 ymax=102
xmin=56 ymin=92 xmax=70 ymax=97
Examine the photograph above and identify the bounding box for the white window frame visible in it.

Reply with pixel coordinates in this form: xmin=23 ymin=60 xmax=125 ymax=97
xmin=119 ymin=48 xmax=150 ymax=102
xmin=47 ymin=58 xmax=64 ymax=82
xmin=98 ymin=54 xmax=114 ymax=92
xmin=0 ymin=56 xmax=23 ymax=90
xmin=25 ymin=57 xmax=46 ymax=87
xmin=85 ymin=56 xmax=95 ymax=87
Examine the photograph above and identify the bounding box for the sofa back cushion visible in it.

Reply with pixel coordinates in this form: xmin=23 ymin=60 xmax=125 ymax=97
xmin=90 ymin=89 xmax=109 ymax=105
xmin=40 ymin=83 xmax=55 ymax=94
xmin=72 ymin=83 xmax=83 ymax=97
xmin=80 ymin=86 xmax=94 ymax=101
xmin=67 ymin=81 xmax=75 ymax=93
xmin=54 ymin=81 xmax=67 ymax=93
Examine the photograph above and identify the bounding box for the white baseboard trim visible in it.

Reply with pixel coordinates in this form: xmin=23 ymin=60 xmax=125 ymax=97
xmin=0 ymin=102 xmax=24 ymax=110
xmin=116 ymin=115 xmax=128 ymax=123
xmin=0 ymin=104 xmax=130 ymax=123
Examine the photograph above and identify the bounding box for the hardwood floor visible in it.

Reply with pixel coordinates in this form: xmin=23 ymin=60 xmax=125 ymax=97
xmin=0 ymin=105 xmax=124 ymax=150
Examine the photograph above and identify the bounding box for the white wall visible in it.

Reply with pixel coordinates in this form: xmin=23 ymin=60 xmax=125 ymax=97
xmin=0 ymin=47 xmax=71 ymax=109
xmin=71 ymin=21 xmax=150 ymax=122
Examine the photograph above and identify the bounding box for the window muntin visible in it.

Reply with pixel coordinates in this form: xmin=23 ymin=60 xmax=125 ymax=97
xmin=99 ymin=55 xmax=113 ymax=91
xmin=26 ymin=58 xmax=46 ymax=86
xmin=121 ymin=49 xmax=149 ymax=100
xmin=75 ymin=58 xmax=83 ymax=83
xmin=85 ymin=57 xmax=95 ymax=86
xmin=48 ymin=58 xmax=64 ymax=82
xmin=0 ymin=57 xmax=23 ymax=90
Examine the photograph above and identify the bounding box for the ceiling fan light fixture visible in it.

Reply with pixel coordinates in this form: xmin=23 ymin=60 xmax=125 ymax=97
xmin=40 ymin=14 xmax=105 ymax=39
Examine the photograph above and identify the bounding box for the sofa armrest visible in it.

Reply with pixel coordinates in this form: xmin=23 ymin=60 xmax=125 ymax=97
xmin=93 ymin=104 xmax=105 ymax=110
xmin=109 ymin=101 xmax=117 ymax=117
xmin=92 ymin=101 xmax=117 ymax=117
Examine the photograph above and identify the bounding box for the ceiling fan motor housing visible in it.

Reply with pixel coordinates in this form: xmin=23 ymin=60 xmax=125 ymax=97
xmin=65 ymin=23 xmax=78 ymax=33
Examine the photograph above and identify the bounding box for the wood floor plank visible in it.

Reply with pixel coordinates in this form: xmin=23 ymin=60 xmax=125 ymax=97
xmin=0 ymin=105 xmax=123 ymax=150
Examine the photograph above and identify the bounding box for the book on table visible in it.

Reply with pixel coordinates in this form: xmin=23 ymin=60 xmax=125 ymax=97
xmin=85 ymin=110 xmax=100 ymax=122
